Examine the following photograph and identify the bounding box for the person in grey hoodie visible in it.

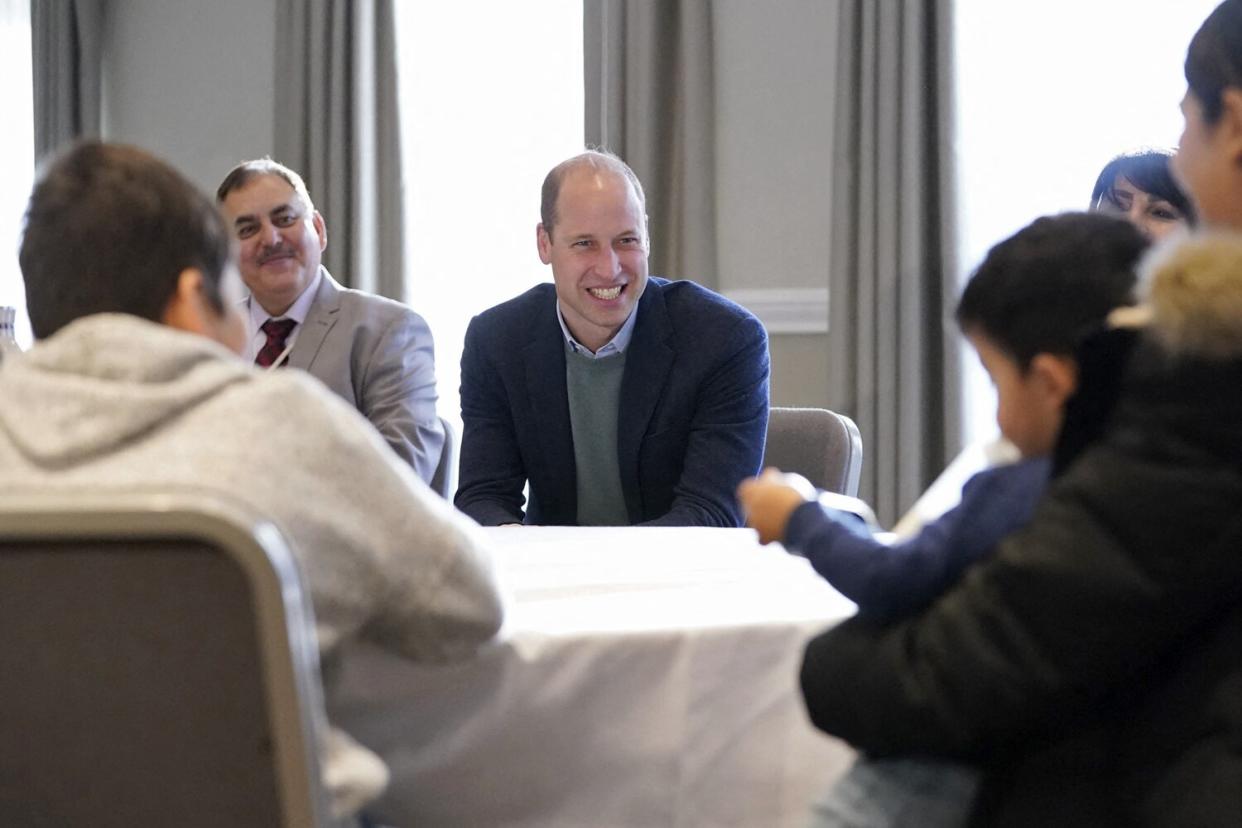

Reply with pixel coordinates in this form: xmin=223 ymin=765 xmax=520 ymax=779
xmin=0 ymin=141 xmax=504 ymax=820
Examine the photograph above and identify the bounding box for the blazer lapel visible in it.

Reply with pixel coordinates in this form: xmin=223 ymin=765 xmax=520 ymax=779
xmin=288 ymin=268 xmax=341 ymax=371
xmin=617 ymin=284 xmax=674 ymax=521
xmin=524 ymin=300 xmax=576 ymax=521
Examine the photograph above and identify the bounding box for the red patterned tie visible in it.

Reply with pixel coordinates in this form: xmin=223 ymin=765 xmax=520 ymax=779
xmin=255 ymin=318 xmax=297 ymax=368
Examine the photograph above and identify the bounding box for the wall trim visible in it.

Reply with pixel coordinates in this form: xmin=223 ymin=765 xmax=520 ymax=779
xmin=723 ymin=288 xmax=829 ymax=334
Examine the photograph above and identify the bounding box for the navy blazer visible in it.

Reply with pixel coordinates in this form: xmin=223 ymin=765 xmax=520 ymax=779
xmin=455 ymin=277 xmax=770 ymax=526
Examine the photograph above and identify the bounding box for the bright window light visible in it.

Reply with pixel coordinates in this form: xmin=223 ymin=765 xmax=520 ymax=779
xmin=954 ymin=0 xmax=1221 ymax=446
xmin=0 ymin=0 xmax=33 ymax=348
xmin=394 ymin=2 xmax=584 ymax=434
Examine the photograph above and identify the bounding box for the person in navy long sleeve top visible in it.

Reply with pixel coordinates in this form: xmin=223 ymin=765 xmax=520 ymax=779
xmin=738 ymin=211 xmax=1150 ymax=827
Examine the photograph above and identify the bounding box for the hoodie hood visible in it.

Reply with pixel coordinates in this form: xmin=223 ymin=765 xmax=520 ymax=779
xmin=1139 ymin=231 xmax=1242 ymax=360
xmin=0 ymin=314 xmax=250 ymax=468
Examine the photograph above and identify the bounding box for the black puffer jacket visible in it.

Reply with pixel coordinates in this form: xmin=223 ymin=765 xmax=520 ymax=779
xmin=800 ymin=233 xmax=1242 ymax=827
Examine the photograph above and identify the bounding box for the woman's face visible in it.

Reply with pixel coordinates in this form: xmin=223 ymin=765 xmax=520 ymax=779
xmin=1096 ymin=176 xmax=1188 ymax=241
xmin=1174 ymin=90 xmax=1238 ymax=227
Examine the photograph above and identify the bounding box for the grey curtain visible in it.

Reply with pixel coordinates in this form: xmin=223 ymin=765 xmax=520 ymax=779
xmin=828 ymin=0 xmax=960 ymax=525
xmin=274 ymin=0 xmax=406 ymax=300
xmin=583 ymin=0 xmax=717 ymax=287
xmin=31 ymin=0 xmax=104 ymax=164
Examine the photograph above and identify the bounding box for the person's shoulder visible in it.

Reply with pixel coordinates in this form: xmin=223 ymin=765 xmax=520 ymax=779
xmin=650 ymin=277 xmax=765 ymax=342
xmin=331 ymin=283 xmax=426 ymax=327
xmin=469 ymin=283 xmax=556 ymax=332
xmin=652 ymin=277 xmax=751 ymax=315
xmin=961 ymin=456 xmax=1050 ymax=501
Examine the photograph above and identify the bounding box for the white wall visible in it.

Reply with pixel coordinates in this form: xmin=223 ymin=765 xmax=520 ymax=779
xmin=714 ymin=0 xmax=837 ymax=407
xmin=101 ymin=0 xmax=276 ymax=195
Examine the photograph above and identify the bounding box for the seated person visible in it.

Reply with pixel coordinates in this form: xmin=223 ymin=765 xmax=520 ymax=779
xmin=1090 ymin=148 xmax=1195 ymax=241
xmin=738 ymin=211 xmax=1149 ymax=826
xmin=0 ymin=142 xmax=502 ymax=819
xmin=217 ymin=158 xmax=446 ymax=484
xmin=455 ymin=149 xmax=770 ymax=527
xmin=793 ymin=8 xmax=1242 ymax=823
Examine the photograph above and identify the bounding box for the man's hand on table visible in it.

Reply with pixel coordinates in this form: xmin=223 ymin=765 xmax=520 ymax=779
xmin=737 ymin=469 xmax=817 ymax=544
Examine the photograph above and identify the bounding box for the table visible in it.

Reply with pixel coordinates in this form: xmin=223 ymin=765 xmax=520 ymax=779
xmin=328 ymin=527 xmax=857 ymax=827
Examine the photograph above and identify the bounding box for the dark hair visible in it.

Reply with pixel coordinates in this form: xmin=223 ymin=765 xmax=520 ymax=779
xmin=1089 ymin=149 xmax=1196 ymax=223
xmin=20 ymin=141 xmax=231 ymax=339
xmin=540 ymin=149 xmax=646 ymax=239
xmin=216 ymin=157 xmax=315 ymax=210
xmin=1186 ymin=0 xmax=1242 ymax=123
xmin=956 ymin=212 xmax=1149 ymax=369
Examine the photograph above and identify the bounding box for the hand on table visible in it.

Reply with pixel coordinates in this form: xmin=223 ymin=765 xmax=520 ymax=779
xmin=737 ymin=468 xmax=818 ymax=545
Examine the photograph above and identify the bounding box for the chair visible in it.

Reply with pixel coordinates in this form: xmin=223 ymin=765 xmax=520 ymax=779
xmin=763 ymin=406 xmax=864 ymax=496
xmin=430 ymin=414 xmax=458 ymax=499
xmin=0 ymin=492 xmax=334 ymax=828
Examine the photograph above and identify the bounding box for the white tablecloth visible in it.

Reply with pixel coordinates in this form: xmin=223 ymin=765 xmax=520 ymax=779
xmin=328 ymin=527 xmax=857 ymax=827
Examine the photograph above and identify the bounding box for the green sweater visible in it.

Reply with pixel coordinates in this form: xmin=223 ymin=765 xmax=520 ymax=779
xmin=565 ymin=343 xmax=629 ymax=525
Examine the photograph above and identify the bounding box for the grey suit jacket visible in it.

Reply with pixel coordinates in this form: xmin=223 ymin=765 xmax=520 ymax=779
xmin=286 ymin=268 xmax=444 ymax=482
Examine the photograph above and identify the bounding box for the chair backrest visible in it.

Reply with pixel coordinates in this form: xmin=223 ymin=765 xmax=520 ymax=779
xmin=764 ymin=407 xmax=864 ymax=496
xmin=0 ymin=492 xmax=333 ymax=828
xmin=430 ymin=414 xmax=458 ymax=499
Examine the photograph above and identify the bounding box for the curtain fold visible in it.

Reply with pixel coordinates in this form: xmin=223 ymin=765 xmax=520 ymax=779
xmin=31 ymin=0 xmax=104 ymax=164
xmin=583 ymin=0 xmax=717 ymax=287
xmin=274 ymin=0 xmax=405 ymax=301
xmin=828 ymin=0 xmax=960 ymax=525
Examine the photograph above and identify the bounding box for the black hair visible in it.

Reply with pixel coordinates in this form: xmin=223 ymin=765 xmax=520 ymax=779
xmin=20 ymin=141 xmax=231 ymax=339
xmin=1089 ymin=149 xmax=1196 ymax=224
xmin=956 ymin=212 xmax=1149 ymax=369
xmin=1186 ymin=0 xmax=1242 ymax=123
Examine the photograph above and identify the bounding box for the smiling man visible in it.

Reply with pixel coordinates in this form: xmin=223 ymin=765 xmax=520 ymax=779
xmin=455 ymin=150 xmax=770 ymax=526
xmin=216 ymin=159 xmax=445 ymax=484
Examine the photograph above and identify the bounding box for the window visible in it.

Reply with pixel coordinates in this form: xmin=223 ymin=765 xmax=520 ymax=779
xmin=393 ymin=2 xmax=584 ymax=433
xmin=954 ymin=0 xmax=1221 ymax=446
xmin=0 ymin=0 xmax=33 ymax=348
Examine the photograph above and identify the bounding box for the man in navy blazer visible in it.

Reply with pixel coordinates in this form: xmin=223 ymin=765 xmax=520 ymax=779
xmin=217 ymin=159 xmax=445 ymax=483
xmin=455 ymin=151 xmax=769 ymax=526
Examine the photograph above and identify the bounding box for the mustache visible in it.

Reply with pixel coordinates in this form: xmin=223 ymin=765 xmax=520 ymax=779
xmin=258 ymin=244 xmax=297 ymax=265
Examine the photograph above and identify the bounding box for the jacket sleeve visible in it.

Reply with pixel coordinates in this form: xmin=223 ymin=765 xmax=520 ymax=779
xmin=798 ymin=452 xmax=1242 ymax=762
xmin=639 ymin=313 xmax=770 ymax=527
xmin=357 ymin=308 xmax=446 ymax=486
xmin=786 ymin=460 xmax=1048 ymax=621
xmin=455 ymin=315 xmax=528 ymax=525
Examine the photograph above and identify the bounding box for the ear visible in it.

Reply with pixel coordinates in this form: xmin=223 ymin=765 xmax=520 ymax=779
xmin=162 ymin=267 xmax=246 ymax=353
xmin=313 ymin=210 xmax=328 ymax=251
xmin=536 ymin=223 xmax=552 ymax=264
xmin=161 ymin=268 xmax=211 ymax=336
xmin=1028 ymin=353 xmax=1079 ymax=408
xmin=1220 ymin=88 xmax=1242 ymax=162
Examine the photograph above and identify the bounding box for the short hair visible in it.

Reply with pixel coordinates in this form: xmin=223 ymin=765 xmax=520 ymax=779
xmin=539 ymin=149 xmax=646 ymax=239
xmin=216 ymin=157 xmax=316 ymax=211
xmin=1185 ymin=0 xmax=1242 ymax=124
xmin=20 ymin=141 xmax=231 ymax=339
xmin=1089 ymin=149 xmax=1196 ymax=224
xmin=956 ymin=212 xmax=1149 ymax=369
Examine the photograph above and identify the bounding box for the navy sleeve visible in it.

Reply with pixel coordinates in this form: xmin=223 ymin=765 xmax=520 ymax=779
xmin=785 ymin=458 xmax=1050 ymax=620
xmin=454 ymin=315 xmax=528 ymax=525
xmin=640 ymin=313 xmax=770 ymax=527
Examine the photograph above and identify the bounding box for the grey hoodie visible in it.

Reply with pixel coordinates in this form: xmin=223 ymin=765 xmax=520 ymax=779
xmin=0 ymin=313 xmax=503 ymax=815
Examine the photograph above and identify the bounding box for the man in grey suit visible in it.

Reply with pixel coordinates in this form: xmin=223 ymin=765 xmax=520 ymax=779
xmin=217 ymin=159 xmax=445 ymax=483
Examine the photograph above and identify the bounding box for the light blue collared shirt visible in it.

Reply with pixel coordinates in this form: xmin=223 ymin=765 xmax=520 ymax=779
xmin=240 ymin=267 xmax=323 ymax=364
xmin=555 ymin=299 xmax=639 ymax=359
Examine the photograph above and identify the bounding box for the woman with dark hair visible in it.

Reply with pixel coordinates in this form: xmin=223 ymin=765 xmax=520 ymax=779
xmin=1089 ymin=148 xmax=1195 ymax=240
xmin=795 ymin=2 xmax=1242 ymax=824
